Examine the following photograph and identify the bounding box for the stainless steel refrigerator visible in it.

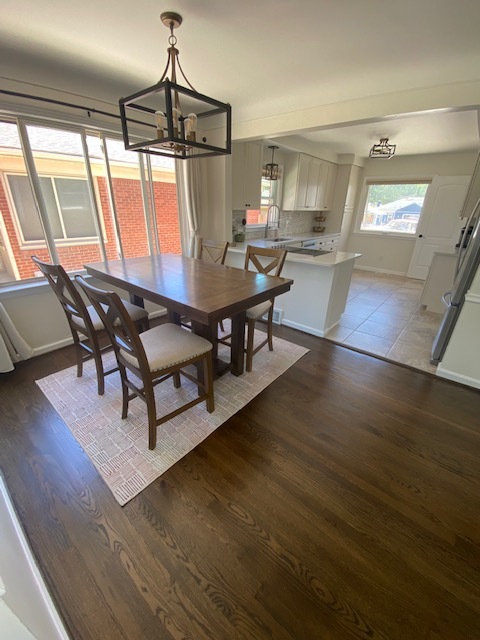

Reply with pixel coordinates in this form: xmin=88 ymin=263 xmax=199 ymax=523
xmin=431 ymin=196 xmax=480 ymax=363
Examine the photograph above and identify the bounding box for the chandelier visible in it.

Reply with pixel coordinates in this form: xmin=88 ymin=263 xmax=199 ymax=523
xmin=119 ymin=12 xmax=231 ymax=160
xmin=264 ymin=145 xmax=280 ymax=180
xmin=369 ymin=137 xmax=396 ymax=159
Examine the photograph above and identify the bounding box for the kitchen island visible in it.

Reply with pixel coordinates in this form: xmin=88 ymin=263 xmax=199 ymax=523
xmin=227 ymin=240 xmax=361 ymax=337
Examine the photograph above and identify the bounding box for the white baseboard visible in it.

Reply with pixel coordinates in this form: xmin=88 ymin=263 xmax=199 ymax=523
xmin=436 ymin=364 xmax=480 ymax=390
xmin=31 ymin=309 xmax=166 ymax=357
xmin=281 ymin=319 xmax=326 ymax=337
xmin=354 ymin=265 xmax=409 ymax=277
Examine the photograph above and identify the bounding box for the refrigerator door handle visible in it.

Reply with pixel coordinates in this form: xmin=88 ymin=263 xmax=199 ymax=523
xmin=442 ymin=290 xmax=452 ymax=307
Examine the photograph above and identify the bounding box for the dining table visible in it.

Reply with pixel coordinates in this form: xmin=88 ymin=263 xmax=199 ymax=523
xmin=84 ymin=254 xmax=293 ymax=376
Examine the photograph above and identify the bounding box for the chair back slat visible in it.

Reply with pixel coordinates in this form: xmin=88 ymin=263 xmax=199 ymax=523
xmin=75 ymin=276 xmax=149 ymax=372
xmin=196 ymin=238 xmax=229 ymax=264
xmin=32 ymin=256 xmax=97 ymax=340
xmin=244 ymin=245 xmax=287 ymax=277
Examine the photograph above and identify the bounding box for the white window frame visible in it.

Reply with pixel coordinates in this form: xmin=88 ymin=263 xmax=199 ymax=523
xmin=354 ymin=177 xmax=431 ymax=238
xmin=4 ymin=171 xmax=107 ymax=249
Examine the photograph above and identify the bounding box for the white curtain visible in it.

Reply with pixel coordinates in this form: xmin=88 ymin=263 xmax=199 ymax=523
xmin=175 ymin=158 xmax=204 ymax=257
xmin=0 ymin=303 xmax=33 ymax=373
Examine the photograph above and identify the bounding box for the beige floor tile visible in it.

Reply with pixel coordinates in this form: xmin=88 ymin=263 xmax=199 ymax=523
xmin=344 ymin=302 xmax=375 ymax=319
xmin=325 ymin=324 xmax=354 ymax=341
xmin=377 ymin=301 xmax=420 ymax=317
xmin=396 ymin=324 xmax=439 ymax=348
xmin=356 ymin=320 xmax=404 ymax=341
xmin=338 ymin=313 xmax=366 ymax=330
xmin=342 ymin=331 xmax=394 ymax=356
xmin=367 ymin=310 xmax=410 ymax=329
xmin=387 ymin=342 xmax=438 ymax=374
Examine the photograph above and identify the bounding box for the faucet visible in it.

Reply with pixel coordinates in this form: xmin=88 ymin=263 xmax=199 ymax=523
xmin=264 ymin=205 xmax=280 ymax=238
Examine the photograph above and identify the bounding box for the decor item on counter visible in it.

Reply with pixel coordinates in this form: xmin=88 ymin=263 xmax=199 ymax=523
xmin=264 ymin=145 xmax=280 ymax=180
xmin=313 ymin=226 xmax=325 ymax=233
xmin=119 ymin=11 xmax=231 ymax=160
xmin=369 ymin=137 xmax=396 ymax=159
xmin=234 ymin=217 xmax=247 ymax=242
xmin=314 ymin=215 xmax=326 ymax=223
xmin=36 ymin=332 xmax=308 ymax=505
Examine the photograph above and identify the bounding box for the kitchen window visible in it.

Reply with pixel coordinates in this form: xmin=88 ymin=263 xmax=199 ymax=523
xmin=246 ymin=177 xmax=279 ymax=227
xmin=357 ymin=181 xmax=429 ymax=235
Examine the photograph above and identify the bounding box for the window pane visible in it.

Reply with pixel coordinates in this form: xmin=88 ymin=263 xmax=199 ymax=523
xmin=25 ymin=124 xmax=103 ymax=271
xmin=360 ymin=183 xmax=429 ymax=234
xmin=0 ymin=121 xmax=55 ymax=282
xmin=54 ymin=178 xmax=97 ymax=238
xmin=7 ymin=175 xmax=45 ymax=241
xmin=247 ymin=178 xmax=278 ymax=226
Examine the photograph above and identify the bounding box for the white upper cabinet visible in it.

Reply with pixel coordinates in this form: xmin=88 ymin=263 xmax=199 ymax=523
xmin=282 ymin=153 xmax=337 ymax=211
xmin=317 ymin=161 xmax=338 ymax=211
xmin=232 ymin=142 xmax=262 ymax=209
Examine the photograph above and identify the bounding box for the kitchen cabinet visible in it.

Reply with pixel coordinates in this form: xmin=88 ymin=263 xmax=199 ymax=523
xmin=317 ymin=161 xmax=337 ymax=211
xmin=282 ymin=153 xmax=337 ymax=211
xmin=232 ymin=142 xmax=262 ymax=209
xmin=303 ymin=233 xmax=340 ymax=252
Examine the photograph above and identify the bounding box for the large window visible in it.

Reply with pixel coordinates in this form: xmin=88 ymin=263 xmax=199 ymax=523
xmin=358 ymin=181 xmax=429 ymax=235
xmin=0 ymin=118 xmax=180 ymax=284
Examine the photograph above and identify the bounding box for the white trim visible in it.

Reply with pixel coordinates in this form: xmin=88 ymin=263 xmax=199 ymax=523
xmin=353 ymin=265 xmax=409 ymax=277
xmin=281 ymin=318 xmax=326 ymax=337
xmin=465 ymin=291 xmax=480 ymax=304
xmin=436 ymin=364 xmax=480 ymax=389
xmin=0 ymin=475 xmax=70 ymax=639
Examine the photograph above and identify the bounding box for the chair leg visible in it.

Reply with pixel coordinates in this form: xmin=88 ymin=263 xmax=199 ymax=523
xmin=204 ymin=352 xmax=215 ymax=413
xmin=267 ymin=308 xmax=274 ymax=351
xmin=173 ymin=371 xmax=181 ymax=388
xmin=146 ymin=384 xmax=157 ymax=450
xmin=93 ymin=348 xmax=105 ymax=395
xmin=121 ymin=368 xmax=129 ymax=419
xmin=245 ymin=318 xmax=256 ymax=372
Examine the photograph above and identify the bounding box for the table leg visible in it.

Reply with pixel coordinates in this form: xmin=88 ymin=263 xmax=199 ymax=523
xmin=129 ymin=293 xmax=145 ymax=308
xmin=230 ymin=311 xmax=246 ymax=376
xmin=168 ymin=309 xmax=181 ymax=326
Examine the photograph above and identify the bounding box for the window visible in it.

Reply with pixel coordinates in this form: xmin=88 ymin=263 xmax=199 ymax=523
xmin=0 ymin=118 xmax=180 ymax=284
xmin=246 ymin=178 xmax=279 ymax=226
xmin=7 ymin=175 xmax=97 ymax=243
xmin=358 ymin=181 xmax=429 ymax=235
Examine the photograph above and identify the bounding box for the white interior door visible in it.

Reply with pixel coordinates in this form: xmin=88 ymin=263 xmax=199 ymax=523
xmin=407 ymin=175 xmax=470 ymax=280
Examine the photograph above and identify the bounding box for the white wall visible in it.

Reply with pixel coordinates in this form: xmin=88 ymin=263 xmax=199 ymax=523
xmin=343 ymin=151 xmax=478 ymax=274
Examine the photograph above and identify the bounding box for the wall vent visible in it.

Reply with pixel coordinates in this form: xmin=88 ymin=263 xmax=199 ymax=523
xmin=262 ymin=308 xmax=283 ymax=324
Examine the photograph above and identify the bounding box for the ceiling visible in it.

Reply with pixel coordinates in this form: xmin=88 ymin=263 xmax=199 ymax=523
xmin=1 ymin=0 xmax=480 ymax=158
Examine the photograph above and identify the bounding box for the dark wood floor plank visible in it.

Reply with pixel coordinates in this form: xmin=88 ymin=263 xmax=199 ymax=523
xmin=0 ymin=328 xmax=479 ymax=639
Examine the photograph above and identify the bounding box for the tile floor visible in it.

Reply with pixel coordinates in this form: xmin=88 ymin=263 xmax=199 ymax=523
xmin=325 ymin=269 xmax=444 ymax=374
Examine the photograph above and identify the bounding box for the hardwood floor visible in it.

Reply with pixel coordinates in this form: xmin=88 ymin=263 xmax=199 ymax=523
xmin=0 ymin=326 xmax=479 ymax=639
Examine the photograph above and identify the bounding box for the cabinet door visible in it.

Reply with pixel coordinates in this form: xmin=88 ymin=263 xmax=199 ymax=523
xmin=316 ymin=162 xmax=337 ymax=210
xmin=306 ymin=158 xmax=322 ymax=208
xmin=243 ymin=143 xmax=262 ymax=209
xmin=295 ymin=154 xmax=311 ymax=209
xmin=232 ymin=142 xmax=262 ymax=209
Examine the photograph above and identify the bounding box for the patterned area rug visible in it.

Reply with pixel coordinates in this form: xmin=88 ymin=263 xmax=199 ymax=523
xmin=36 ymin=328 xmax=308 ymax=505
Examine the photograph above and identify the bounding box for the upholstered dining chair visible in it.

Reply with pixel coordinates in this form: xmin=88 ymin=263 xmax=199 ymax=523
xmin=32 ymin=256 xmax=149 ymax=395
xmin=219 ymin=245 xmax=287 ymax=372
xmin=76 ymin=276 xmax=215 ymax=450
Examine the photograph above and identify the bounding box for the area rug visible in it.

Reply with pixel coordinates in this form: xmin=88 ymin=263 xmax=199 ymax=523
xmin=36 ymin=328 xmax=308 ymax=505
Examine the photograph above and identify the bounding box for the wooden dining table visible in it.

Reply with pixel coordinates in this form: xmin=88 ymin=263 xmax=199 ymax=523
xmin=84 ymin=254 xmax=293 ymax=376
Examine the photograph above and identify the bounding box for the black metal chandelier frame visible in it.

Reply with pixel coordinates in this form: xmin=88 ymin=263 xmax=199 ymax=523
xmin=119 ymin=12 xmax=232 ymax=160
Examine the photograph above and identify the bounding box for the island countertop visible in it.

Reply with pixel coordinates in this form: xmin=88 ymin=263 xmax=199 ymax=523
xmin=229 ymin=241 xmax=362 ymax=267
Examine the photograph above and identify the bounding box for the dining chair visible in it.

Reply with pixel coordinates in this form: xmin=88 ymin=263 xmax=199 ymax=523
xmin=75 ymin=276 xmax=215 ymax=450
xmin=219 ymin=245 xmax=287 ymax=372
xmin=194 ymin=237 xmax=229 ymax=264
xmin=32 ymin=256 xmax=149 ymax=396
xmin=182 ymin=238 xmax=230 ymax=330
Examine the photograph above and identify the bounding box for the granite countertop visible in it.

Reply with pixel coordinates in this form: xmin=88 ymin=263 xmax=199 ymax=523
xmin=228 ymin=241 xmax=361 ymax=267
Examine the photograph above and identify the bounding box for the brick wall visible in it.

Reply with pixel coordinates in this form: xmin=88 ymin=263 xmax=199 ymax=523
xmin=0 ymin=174 xmax=180 ymax=280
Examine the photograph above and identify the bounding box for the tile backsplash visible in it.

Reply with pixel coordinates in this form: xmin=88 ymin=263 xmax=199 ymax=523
xmin=233 ymin=210 xmax=316 ymax=239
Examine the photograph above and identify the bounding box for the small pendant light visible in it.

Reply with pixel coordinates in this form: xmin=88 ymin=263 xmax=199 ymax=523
xmin=265 ymin=145 xmax=280 ymax=180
